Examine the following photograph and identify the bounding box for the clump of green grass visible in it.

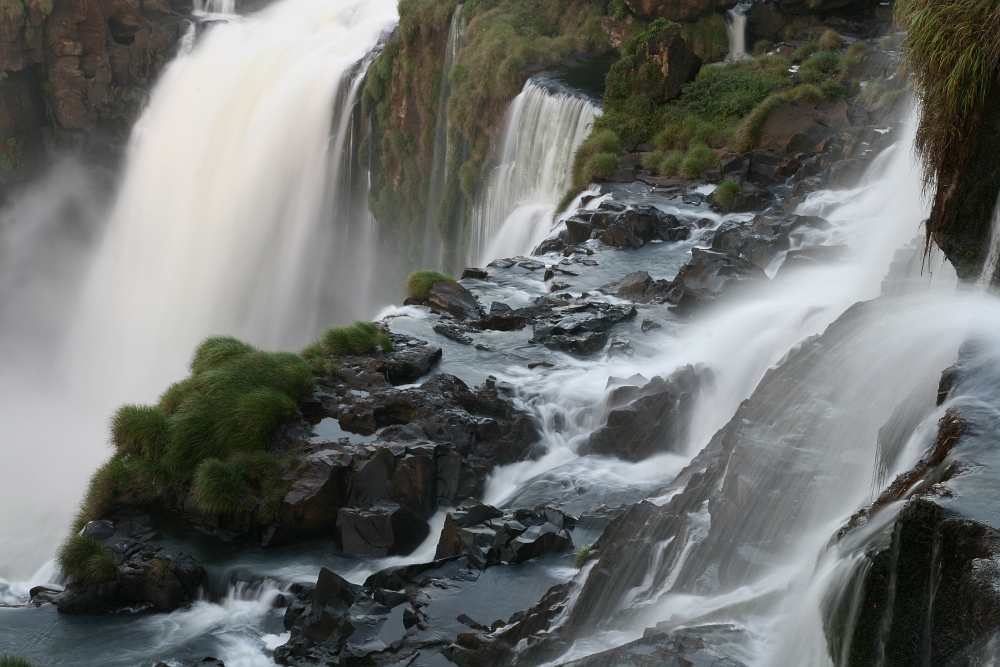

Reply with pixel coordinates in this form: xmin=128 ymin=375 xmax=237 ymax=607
xmin=794 ymin=37 xmax=820 ymax=62
xmin=713 ymin=179 xmax=740 ymax=209
xmin=320 ymin=321 xmax=393 ymax=358
xmin=658 ymin=150 xmax=685 ymax=176
xmin=818 ymin=29 xmax=844 ymax=52
xmin=574 ymin=543 xmax=593 ymax=568
xmin=72 ymin=337 xmax=313 ymax=531
xmin=0 ymin=0 xmax=24 ymax=21
xmin=405 ymin=270 xmax=457 ymax=300
xmin=846 ymin=40 xmax=870 ymax=61
xmin=753 ymin=39 xmax=774 ymax=57
xmin=895 ymin=0 xmax=1000 ymax=180
xmin=679 ymin=143 xmax=719 ymax=179
xmin=57 ymin=534 xmax=119 ymax=586
xmin=794 ymin=84 xmax=825 ymax=104
xmin=733 ymin=90 xmax=793 ymax=152
xmin=642 ymin=152 xmax=664 ymax=173
xmin=150 ymin=557 xmax=174 ymax=581
xmin=0 ymin=656 xmax=35 ymax=667
xmin=299 ymin=342 xmax=340 ymax=376
xmin=570 ymin=129 xmax=622 ymax=190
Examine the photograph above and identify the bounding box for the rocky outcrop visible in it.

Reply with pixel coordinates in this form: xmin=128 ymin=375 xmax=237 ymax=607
xmin=530 ymin=300 xmax=638 ymax=355
xmin=829 ymin=343 xmax=1000 ymax=667
xmin=632 ymin=24 xmax=702 ymax=104
xmin=46 ymin=516 xmax=206 ymax=614
xmin=558 ymin=202 xmax=690 ymax=249
xmin=712 ymin=212 xmax=830 ymax=271
xmin=557 ymin=624 xmax=749 ymax=667
xmin=0 ymin=0 xmax=189 ymax=177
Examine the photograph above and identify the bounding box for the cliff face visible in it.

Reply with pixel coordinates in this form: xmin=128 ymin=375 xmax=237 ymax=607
xmin=0 ymin=0 xmax=188 ymax=188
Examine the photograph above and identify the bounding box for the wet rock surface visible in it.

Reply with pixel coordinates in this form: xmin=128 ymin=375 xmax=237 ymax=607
xmin=557 ymin=624 xmax=750 ymax=667
xmin=560 ymin=202 xmax=690 ymax=249
xmin=48 ymin=517 xmax=206 ymax=615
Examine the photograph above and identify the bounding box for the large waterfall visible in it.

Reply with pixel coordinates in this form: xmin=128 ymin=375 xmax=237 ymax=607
xmin=471 ymin=79 xmax=600 ymax=264
xmin=0 ymin=0 xmax=398 ymax=582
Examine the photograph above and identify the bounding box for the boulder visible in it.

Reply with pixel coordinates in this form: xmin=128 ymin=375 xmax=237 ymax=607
xmin=435 ymin=501 xmax=575 ymax=566
xmin=662 ymin=248 xmax=769 ymax=313
xmin=757 ymin=100 xmax=852 ymax=154
xmin=336 ymin=503 xmax=429 ymax=558
xmin=589 ymin=365 xmax=712 ymax=462
xmin=531 ymin=301 xmax=637 ymax=355
xmin=562 ymin=204 xmax=687 ymax=249
xmin=426 ymin=281 xmax=483 ymax=320
xmin=711 ymin=213 xmax=829 ymax=270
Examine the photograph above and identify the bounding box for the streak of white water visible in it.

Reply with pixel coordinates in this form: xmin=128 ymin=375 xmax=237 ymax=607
xmin=193 ymin=0 xmax=237 ymax=16
xmin=0 ymin=0 xmax=399 ymax=581
xmin=978 ymin=192 xmax=1000 ymax=286
xmin=727 ymin=3 xmax=752 ymax=61
xmin=472 ymin=79 xmax=599 ymax=263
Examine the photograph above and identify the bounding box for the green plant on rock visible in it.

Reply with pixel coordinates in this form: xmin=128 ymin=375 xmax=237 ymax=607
xmin=150 ymin=557 xmax=174 ymax=581
xmin=680 ymin=14 xmax=730 ymax=62
xmin=299 ymin=342 xmax=341 ymax=376
xmin=713 ymin=179 xmax=740 ymax=209
xmin=0 ymin=656 xmax=35 ymax=667
xmin=733 ymin=90 xmax=793 ymax=152
xmin=753 ymin=39 xmax=774 ymax=57
xmin=574 ymin=543 xmax=593 ymax=567
xmin=818 ymin=29 xmax=844 ymax=52
xmin=320 ymin=321 xmax=393 ymax=356
xmin=57 ymin=534 xmax=119 ymax=586
xmin=658 ymin=150 xmax=684 ymax=176
xmin=570 ymin=129 xmax=622 ymax=191
xmin=405 ymin=269 xmax=456 ymax=299
xmin=679 ymin=142 xmax=719 ymax=179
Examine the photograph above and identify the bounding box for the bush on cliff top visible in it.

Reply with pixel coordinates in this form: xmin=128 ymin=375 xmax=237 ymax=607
xmin=895 ymin=0 xmax=1000 ymax=178
xmin=406 ymin=269 xmax=456 ymax=299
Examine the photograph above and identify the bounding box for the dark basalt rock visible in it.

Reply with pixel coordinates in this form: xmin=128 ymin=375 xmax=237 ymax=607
xmin=588 ymin=364 xmax=713 ymax=462
xmin=155 ymin=660 xmax=225 ymax=667
xmin=662 ymin=248 xmax=769 ymax=313
xmin=712 ymin=213 xmax=829 ymax=270
xmin=336 ymin=503 xmax=429 ymax=558
xmin=530 ymin=301 xmax=638 ymax=356
xmin=434 ymin=500 xmax=575 ymax=567
xmin=427 ymin=281 xmax=484 ymax=320
xmin=560 ymin=203 xmax=688 ymax=249
xmin=555 ymin=624 xmax=749 ymax=667
xmin=51 ymin=518 xmax=206 ymax=615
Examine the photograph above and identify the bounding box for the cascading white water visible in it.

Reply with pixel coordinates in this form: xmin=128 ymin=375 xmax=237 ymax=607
xmin=0 ymin=0 xmax=399 ymax=582
xmin=977 ymin=193 xmax=1000 ymax=286
xmin=471 ymin=79 xmax=599 ymax=264
xmin=727 ymin=3 xmax=752 ymax=61
xmin=423 ymin=3 xmax=466 ymax=268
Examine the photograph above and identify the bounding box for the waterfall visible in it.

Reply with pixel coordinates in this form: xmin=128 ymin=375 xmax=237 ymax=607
xmin=726 ymin=2 xmax=752 ymax=61
xmin=977 ymin=193 xmax=1000 ymax=286
xmin=471 ymin=79 xmax=600 ymax=264
xmin=0 ymin=0 xmax=399 ymax=580
xmin=423 ymin=3 xmax=466 ymax=269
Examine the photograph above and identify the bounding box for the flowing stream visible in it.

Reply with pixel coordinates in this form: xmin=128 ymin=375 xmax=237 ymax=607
xmin=471 ymin=79 xmax=600 ymax=264
xmin=727 ymin=2 xmax=752 ymax=61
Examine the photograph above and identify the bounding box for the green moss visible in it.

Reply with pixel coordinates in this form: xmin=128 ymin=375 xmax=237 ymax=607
xmin=57 ymin=534 xmax=119 ymax=586
xmin=405 ymin=269 xmax=457 ymax=299
xmin=680 ymin=14 xmax=730 ymax=63
xmin=713 ymin=179 xmax=740 ymax=209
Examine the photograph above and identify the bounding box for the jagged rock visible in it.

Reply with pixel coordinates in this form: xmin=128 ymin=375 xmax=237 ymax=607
xmin=556 ymin=625 xmax=749 ymax=667
xmin=427 ymin=281 xmax=483 ymax=320
xmin=562 ymin=204 xmax=687 ymax=249
xmin=588 ymin=365 xmax=712 ymax=462
xmin=758 ymin=99 xmax=851 ymax=153
xmin=777 ymin=244 xmax=851 ymax=274
xmin=747 ymin=151 xmax=802 ymax=186
xmin=461 ymin=267 xmax=488 ymax=280
xmin=433 ymin=322 xmax=473 ymax=345
xmin=712 ymin=213 xmax=829 ymax=270
xmin=434 ymin=500 xmax=575 ymax=567
xmin=663 ymin=248 xmax=769 ymax=313
xmin=531 ymin=301 xmax=637 ymax=355
xmin=155 ymin=660 xmax=225 ymax=667
xmin=330 ymin=332 xmax=441 ymax=388
xmin=52 ymin=519 xmax=206 ymax=615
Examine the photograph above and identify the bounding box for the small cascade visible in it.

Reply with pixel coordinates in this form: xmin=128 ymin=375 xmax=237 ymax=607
xmin=193 ymin=0 xmax=237 ymax=15
xmin=471 ymin=79 xmax=599 ymax=264
xmin=726 ymin=2 xmax=752 ymax=61
xmin=423 ymin=3 xmax=466 ymax=269
xmin=977 ymin=193 xmax=1000 ymax=287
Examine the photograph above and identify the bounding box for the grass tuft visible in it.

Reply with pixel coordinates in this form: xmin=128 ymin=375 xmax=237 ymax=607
xmin=191 ymin=458 xmax=249 ymax=517
xmin=150 ymin=557 xmax=174 ymax=581
xmin=713 ymin=179 xmax=740 ymax=209
xmin=111 ymin=404 xmax=169 ymax=460
xmin=658 ymin=150 xmax=684 ymax=176
xmin=818 ymin=29 xmax=844 ymax=52
xmin=57 ymin=534 xmax=119 ymax=586
xmin=0 ymin=657 xmax=35 ymax=667
xmin=299 ymin=342 xmax=341 ymax=376
xmin=190 ymin=336 xmax=256 ymax=375
xmin=405 ymin=270 xmax=457 ymax=300
xmin=733 ymin=90 xmax=793 ymax=152
xmin=574 ymin=543 xmax=593 ymax=568
xmin=570 ymin=129 xmax=622 ymax=191
xmin=321 ymin=321 xmax=393 ymax=355
xmin=679 ymin=143 xmax=719 ymax=179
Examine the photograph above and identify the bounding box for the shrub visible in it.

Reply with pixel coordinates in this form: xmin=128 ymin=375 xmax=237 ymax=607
xmin=405 ymin=270 xmax=456 ymax=300
xmin=801 ymin=51 xmax=842 ymax=79
xmin=643 ymin=152 xmax=664 ymax=172
xmin=658 ymin=150 xmax=685 ymax=176
xmin=733 ymin=90 xmax=793 ymax=152
xmin=681 ymin=14 xmax=730 ymax=62
xmin=818 ymin=29 xmax=844 ymax=52
xmin=753 ymin=39 xmax=774 ymax=57
xmin=680 ymin=143 xmax=719 ymax=179
xmin=574 ymin=543 xmax=593 ymax=568
xmin=571 ymin=129 xmax=621 ymax=188
xmin=0 ymin=657 xmax=34 ymax=667
xmin=73 ymin=455 xmax=129 ymax=531
xmin=793 ymin=38 xmax=819 ymax=62
xmin=57 ymin=534 xmax=119 ymax=586
xmin=582 ymin=152 xmax=619 ymax=183
xmin=299 ymin=342 xmax=340 ymax=376
xmin=606 ymin=0 xmax=628 ymax=18
xmin=111 ymin=404 xmax=169 ymax=460
xmin=714 ymin=179 xmax=740 ymax=209
xmin=820 ymin=79 xmax=847 ymax=99
xmin=321 ymin=321 xmax=393 ymax=355
xmin=794 ymin=84 xmax=825 ymax=104
xmin=846 ymin=40 xmax=870 ymax=60
xmin=191 ymin=458 xmax=249 ymax=516
xmin=673 ymin=57 xmax=789 ymax=123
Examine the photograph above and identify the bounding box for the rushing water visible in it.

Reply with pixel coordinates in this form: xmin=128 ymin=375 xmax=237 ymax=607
xmin=471 ymin=79 xmax=600 ymax=264
xmin=727 ymin=2 xmax=752 ymax=61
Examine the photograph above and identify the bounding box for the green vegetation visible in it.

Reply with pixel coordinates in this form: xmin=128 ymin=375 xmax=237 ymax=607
xmin=0 ymin=656 xmax=35 ymax=667
xmin=72 ymin=337 xmax=315 ymax=533
xmin=57 ymin=534 xmax=119 ymax=586
xmin=0 ymin=0 xmax=23 ymax=20
xmin=818 ymin=29 xmax=845 ymax=52
xmin=713 ymin=179 xmax=740 ymax=209
xmin=366 ymin=0 xmax=608 ymax=268
xmin=680 ymin=14 xmax=730 ymax=63
xmin=895 ymin=0 xmax=1000 ymax=179
xmin=151 ymin=557 xmax=174 ymax=581
xmin=320 ymin=320 xmax=393 ymax=355
xmin=753 ymin=39 xmax=774 ymax=57
xmin=406 ymin=269 xmax=457 ymax=299
xmin=570 ymin=129 xmax=622 ymax=191
xmin=574 ymin=543 xmax=593 ymax=567
xmin=299 ymin=342 xmax=341 ymax=376
xmin=680 ymin=143 xmax=719 ymax=179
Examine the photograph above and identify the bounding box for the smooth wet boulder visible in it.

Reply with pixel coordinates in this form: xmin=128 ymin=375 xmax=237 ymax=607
xmin=427 ymin=280 xmax=484 ymax=320
xmin=589 ymin=365 xmax=712 ymax=462
xmin=712 ymin=213 xmax=829 ymax=270
xmin=662 ymin=248 xmax=769 ymax=313
xmin=337 ymin=503 xmax=429 ymax=558
xmin=562 ymin=203 xmax=687 ymax=249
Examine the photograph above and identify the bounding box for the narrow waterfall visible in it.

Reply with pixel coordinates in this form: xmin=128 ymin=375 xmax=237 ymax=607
xmin=471 ymin=79 xmax=600 ymax=264
xmin=727 ymin=3 xmax=752 ymax=61
xmin=0 ymin=0 xmax=399 ymax=580
xmin=423 ymin=3 xmax=466 ymax=268
xmin=978 ymin=193 xmax=1000 ymax=286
